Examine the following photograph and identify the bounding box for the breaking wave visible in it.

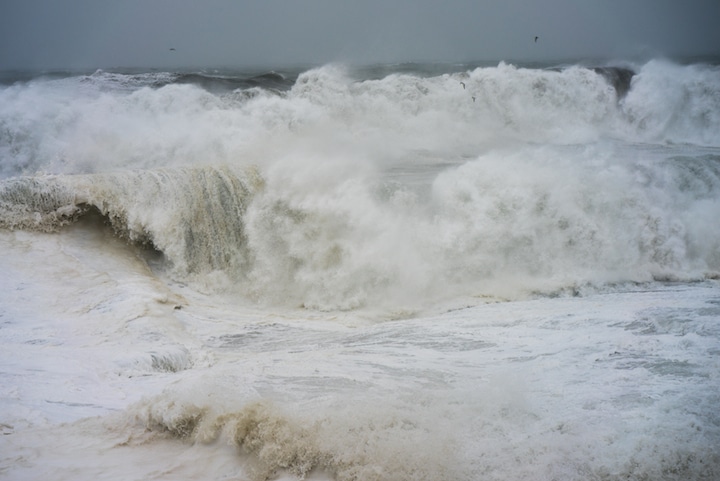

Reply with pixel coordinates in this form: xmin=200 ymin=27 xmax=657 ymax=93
xmin=1 ymin=149 xmax=719 ymax=310
xmin=133 ymin=397 xmax=461 ymax=481
xmin=1 ymin=58 xmax=719 ymax=309
xmin=127 ymin=385 xmax=718 ymax=481
xmin=2 ymin=60 xmax=719 ymax=176
xmin=0 ymin=166 xmax=262 ymax=276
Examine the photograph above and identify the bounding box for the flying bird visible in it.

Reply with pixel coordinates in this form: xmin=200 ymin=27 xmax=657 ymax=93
xmin=460 ymin=81 xmax=465 ymax=89
xmin=534 ymin=36 xmax=539 ymax=43
xmin=169 ymin=48 xmax=176 ymax=51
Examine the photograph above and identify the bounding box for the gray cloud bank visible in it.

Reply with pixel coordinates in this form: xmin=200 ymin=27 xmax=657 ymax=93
xmin=1 ymin=0 xmax=719 ymax=70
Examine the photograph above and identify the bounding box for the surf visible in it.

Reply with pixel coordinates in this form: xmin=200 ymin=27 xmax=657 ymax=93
xmin=2 ymin=58 xmax=720 ymax=481
xmin=2 ymin=145 xmax=719 ymax=311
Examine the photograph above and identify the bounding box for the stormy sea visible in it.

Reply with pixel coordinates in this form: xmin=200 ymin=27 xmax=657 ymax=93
xmin=1 ymin=58 xmax=719 ymax=480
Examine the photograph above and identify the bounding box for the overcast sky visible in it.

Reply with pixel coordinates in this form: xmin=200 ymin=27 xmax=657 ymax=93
xmin=1 ymin=0 xmax=719 ymax=70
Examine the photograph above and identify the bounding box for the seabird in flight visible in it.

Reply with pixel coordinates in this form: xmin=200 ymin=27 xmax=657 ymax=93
xmin=534 ymin=36 xmax=539 ymax=43
xmin=460 ymin=81 xmax=466 ymax=89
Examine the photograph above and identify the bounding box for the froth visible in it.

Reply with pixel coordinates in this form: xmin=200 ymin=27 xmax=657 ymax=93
xmin=242 ymin=144 xmax=720 ymax=308
xmin=622 ymin=60 xmax=720 ymax=146
xmin=133 ymin=395 xmax=462 ymax=481
xmin=2 ymin=144 xmax=719 ymax=310
xmin=2 ymin=60 xmax=720 ymax=310
xmin=2 ymin=60 xmax=720 ymax=182
xmin=0 ymin=78 xmax=279 ymax=177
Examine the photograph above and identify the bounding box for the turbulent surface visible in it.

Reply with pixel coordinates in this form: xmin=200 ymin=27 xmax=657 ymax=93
xmin=1 ymin=59 xmax=719 ymax=480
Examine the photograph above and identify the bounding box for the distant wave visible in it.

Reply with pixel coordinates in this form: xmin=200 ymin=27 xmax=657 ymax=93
xmin=157 ymin=71 xmax=293 ymax=93
xmin=0 ymin=68 xmax=296 ymax=93
xmin=2 ymin=60 xmax=719 ymax=173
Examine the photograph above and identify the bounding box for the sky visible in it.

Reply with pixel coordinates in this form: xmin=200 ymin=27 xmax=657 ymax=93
xmin=1 ymin=0 xmax=719 ymax=70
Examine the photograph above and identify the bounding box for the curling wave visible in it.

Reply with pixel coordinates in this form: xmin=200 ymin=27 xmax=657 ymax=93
xmin=0 ymin=165 xmax=263 ymax=276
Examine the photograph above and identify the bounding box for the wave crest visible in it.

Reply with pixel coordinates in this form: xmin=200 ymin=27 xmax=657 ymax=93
xmin=0 ymin=165 xmax=263 ymax=276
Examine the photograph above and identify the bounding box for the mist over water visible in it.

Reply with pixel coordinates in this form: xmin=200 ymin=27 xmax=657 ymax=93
xmin=1 ymin=59 xmax=720 ymax=480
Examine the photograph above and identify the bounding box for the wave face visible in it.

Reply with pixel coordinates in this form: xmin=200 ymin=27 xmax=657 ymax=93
xmin=1 ymin=59 xmax=720 ymax=309
xmin=0 ymin=166 xmax=262 ymax=276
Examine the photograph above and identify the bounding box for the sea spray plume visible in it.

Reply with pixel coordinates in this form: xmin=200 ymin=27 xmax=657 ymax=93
xmin=1 ymin=61 xmax=716 ymax=183
xmin=459 ymin=63 xmax=622 ymax=144
xmin=285 ymin=63 xmax=625 ymax=152
xmin=621 ymin=60 xmax=720 ymax=146
xmin=0 ymin=77 xmax=279 ymax=177
xmin=241 ymin=147 xmax=444 ymax=310
xmin=242 ymin=145 xmax=720 ymax=308
xmin=430 ymin=149 xmax=720 ymax=292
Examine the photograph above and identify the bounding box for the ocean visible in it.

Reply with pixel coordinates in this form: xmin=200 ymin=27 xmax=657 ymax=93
xmin=0 ymin=58 xmax=719 ymax=480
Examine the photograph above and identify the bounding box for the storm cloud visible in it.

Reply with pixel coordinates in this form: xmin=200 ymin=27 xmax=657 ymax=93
xmin=1 ymin=0 xmax=719 ymax=69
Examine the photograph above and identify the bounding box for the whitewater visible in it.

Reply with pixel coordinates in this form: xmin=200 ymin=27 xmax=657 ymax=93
xmin=0 ymin=58 xmax=719 ymax=480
